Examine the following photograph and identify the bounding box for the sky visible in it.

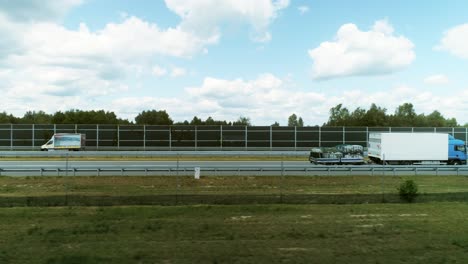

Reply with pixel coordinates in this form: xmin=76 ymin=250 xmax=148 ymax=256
xmin=1 ymin=0 xmax=468 ymax=125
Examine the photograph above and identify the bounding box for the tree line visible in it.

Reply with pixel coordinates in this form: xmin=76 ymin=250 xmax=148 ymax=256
xmin=325 ymin=103 xmax=459 ymax=127
xmin=0 ymin=102 xmax=463 ymax=127
xmin=0 ymin=109 xmax=254 ymax=126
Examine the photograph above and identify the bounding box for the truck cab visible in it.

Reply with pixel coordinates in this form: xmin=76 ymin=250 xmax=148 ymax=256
xmin=448 ymin=135 xmax=467 ymax=165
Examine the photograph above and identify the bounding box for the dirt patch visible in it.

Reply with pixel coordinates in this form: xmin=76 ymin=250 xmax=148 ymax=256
xmin=278 ymin=248 xmax=310 ymax=251
xmin=230 ymin=215 xmax=252 ymax=221
xmin=350 ymin=214 xmax=389 ymax=218
xmin=357 ymin=224 xmax=384 ymax=228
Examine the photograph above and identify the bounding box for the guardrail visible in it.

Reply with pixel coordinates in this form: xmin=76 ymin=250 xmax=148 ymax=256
xmin=1 ymin=165 xmax=467 ymax=176
xmin=0 ymin=151 xmax=309 ymax=158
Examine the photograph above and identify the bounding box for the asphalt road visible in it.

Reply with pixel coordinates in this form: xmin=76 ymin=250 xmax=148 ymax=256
xmin=0 ymin=160 xmax=307 ymax=167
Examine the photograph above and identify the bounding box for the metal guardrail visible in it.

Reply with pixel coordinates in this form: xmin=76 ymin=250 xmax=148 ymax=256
xmin=0 ymin=151 xmax=309 ymax=158
xmin=1 ymin=165 xmax=468 ymax=176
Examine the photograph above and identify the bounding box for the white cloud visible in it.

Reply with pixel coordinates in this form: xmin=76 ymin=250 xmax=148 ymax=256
xmin=298 ymin=6 xmax=309 ymax=15
xmin=164 ymin=0 xmax=289 ymax=42
xmin=115 ymin=73 xmax=327 ymax=124
xmin=109 ymin=74 xmax=468 ymax=125
xmin=0 ymin=0 xmax=82 ymax=22
xmin=170 ymin=67 xmax=187 ymax=78
xmin=0 ymin=0 xmax=291 ymax=119
xmin=19 ymin=18 xmax=215 ymax=60
xmin=152 ymin=66 xmax=168 ymax=77
xmin=0 ymin=15 xmax=217 ymax=116
xmin=308 ymin=20 xmax=415 ymax=80
xmin=152 ymin=65 xmax=187 ymax=78
xmin=437 ymin=24 xmax=468 ymax=59
xmin=424 ymin=74 xmax=449 ymax=85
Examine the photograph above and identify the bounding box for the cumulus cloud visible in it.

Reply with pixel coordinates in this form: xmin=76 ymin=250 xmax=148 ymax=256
xmin=0 ymin=14 xmax=220 ymax=116
xmin=152 ymin=66 xmax=168 ymax=77
xmin=0 ymin=0 xmax=82 ymax=22
xmin=20 ymin=18 xmax=215 ymax=60
xmin=152 ymin=65 xmax=187 ymax=78
xmin=424 ymin=74 xmax=449 ymax=85
xmin=0 ymin=0 xmax=291 ymax=118
xmin=114 ymin=73 xmax=327 ymax=124
xmin=298 ymin=6 xmax=309 ymax=15
xmin=170 ymin=67 xmax=187 ymax=78
xmin=308 ymin=20 xmax=415 ymax=80
xmin=110 ymin=73 xmax=468 ymax=125
xmin=437 ymin=24 xmax=468 ymax=59
xmin=164 ymin=0 xmax=289 ymax=42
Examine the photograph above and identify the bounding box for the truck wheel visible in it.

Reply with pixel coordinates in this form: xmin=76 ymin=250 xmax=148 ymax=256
xmin=453 ymin=160 xmax=461 ymax=165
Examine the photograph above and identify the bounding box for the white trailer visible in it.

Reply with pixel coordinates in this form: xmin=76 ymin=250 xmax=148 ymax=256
xmin=368 ymin=133 xmax=449 ymax=165
xmin=41 ymin=133 xmax=86 ymax=151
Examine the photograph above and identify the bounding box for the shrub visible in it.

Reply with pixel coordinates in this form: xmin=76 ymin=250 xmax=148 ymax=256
xmin=398 ymin=180 xmax=418 ymax=203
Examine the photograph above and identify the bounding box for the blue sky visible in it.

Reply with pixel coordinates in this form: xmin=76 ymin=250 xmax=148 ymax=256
xmin=1 ymin=0 xmax=468 ymax=125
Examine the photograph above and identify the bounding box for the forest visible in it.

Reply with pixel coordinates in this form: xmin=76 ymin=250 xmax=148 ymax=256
xmin=0 ymin=102 xmax=462 ymax=127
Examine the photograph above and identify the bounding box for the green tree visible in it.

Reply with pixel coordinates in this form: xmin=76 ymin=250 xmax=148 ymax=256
xmin=288 ymin=114 xmax=304 ymax=127
xmin=0 ymin=112 xmax=18 ymax=123
xmin=364 ymin=104 xmax=388 ymax=126
xmin=298 ymin=117 xmax=304 ymax=127
xmin=204 ymin=116 xmax=228 ymax=125
xmin=271 ymin=121 xmax=280 ymax=127
xmin=349 ymin=107 xmax=366 ymax=126
xmin=446 ymin=118 xmax=458 ymax=127
xmin=190 ymin=116 xmax=203 ymax=125
xmin=233 ymin=116 xmax=251 ymax=126
xmin=426 ymin=110 xmax=455 ymax=127
xmin=134 ymin=110 xmax=173 ymax=125
xmin=391 ymin=103 xmax=417 ymax=126
xmin=21 ymin=111 xmax=52 ymax=124
xmin=326 ymin=104 xmax=350 ymax=126
xmin=52 ymin=109 xmax=128 ymax=124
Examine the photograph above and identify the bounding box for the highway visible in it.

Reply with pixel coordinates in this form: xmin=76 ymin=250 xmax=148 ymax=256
xmin=0 ymin=160 xmax=307 ymax=167
xmin=0 ymin=160 xmax=308 ymax=177
xmin=0 ymin=160 xmax=467 ymax=176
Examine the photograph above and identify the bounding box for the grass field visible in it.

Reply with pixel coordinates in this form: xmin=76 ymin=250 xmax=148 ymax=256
xmin=0 ymin=175 xmax=468 ymax=206
xmin=1 ymin=175 xmax=468 ymax=263
xmin=1 ymin=203 xmax=468 ymax=263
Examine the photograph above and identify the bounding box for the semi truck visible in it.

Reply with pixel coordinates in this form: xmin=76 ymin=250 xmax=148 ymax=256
xmin=309 ymin=144 xmax=366 ymax=165
xmin=368 ymin=132 xmax=467 ymax=165
xmin=41 ymin=133 xmax=86 ymax=151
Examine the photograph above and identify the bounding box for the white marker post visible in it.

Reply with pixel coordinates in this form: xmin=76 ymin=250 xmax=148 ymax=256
xmin=194 ymin=167 xmax=201 ymax=180
xmin=382 ymin=153 xmax=385 ymax=201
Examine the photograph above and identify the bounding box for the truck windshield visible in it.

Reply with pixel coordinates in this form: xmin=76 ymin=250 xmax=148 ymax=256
xmin=456 ymin=145 xmax=466 ymax=153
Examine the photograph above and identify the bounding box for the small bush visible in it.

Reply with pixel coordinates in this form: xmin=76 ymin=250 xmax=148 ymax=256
xmin=398 ymin=180 xmax=418 ymax=203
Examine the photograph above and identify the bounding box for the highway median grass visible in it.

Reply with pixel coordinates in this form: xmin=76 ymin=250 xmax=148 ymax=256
xmin=0 ymin=175 xmax=468 ymax=206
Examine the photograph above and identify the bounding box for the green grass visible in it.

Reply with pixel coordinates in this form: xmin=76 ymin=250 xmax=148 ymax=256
xmin=1 ymin=203 xmax=468 ymax=263
xmin=1 ymin=175 xmax=468 ymax=262
xmin=1 ymin=175 xmax=468 ymax=195
xmin=1 ymin=175 xmax=468 ymax=206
